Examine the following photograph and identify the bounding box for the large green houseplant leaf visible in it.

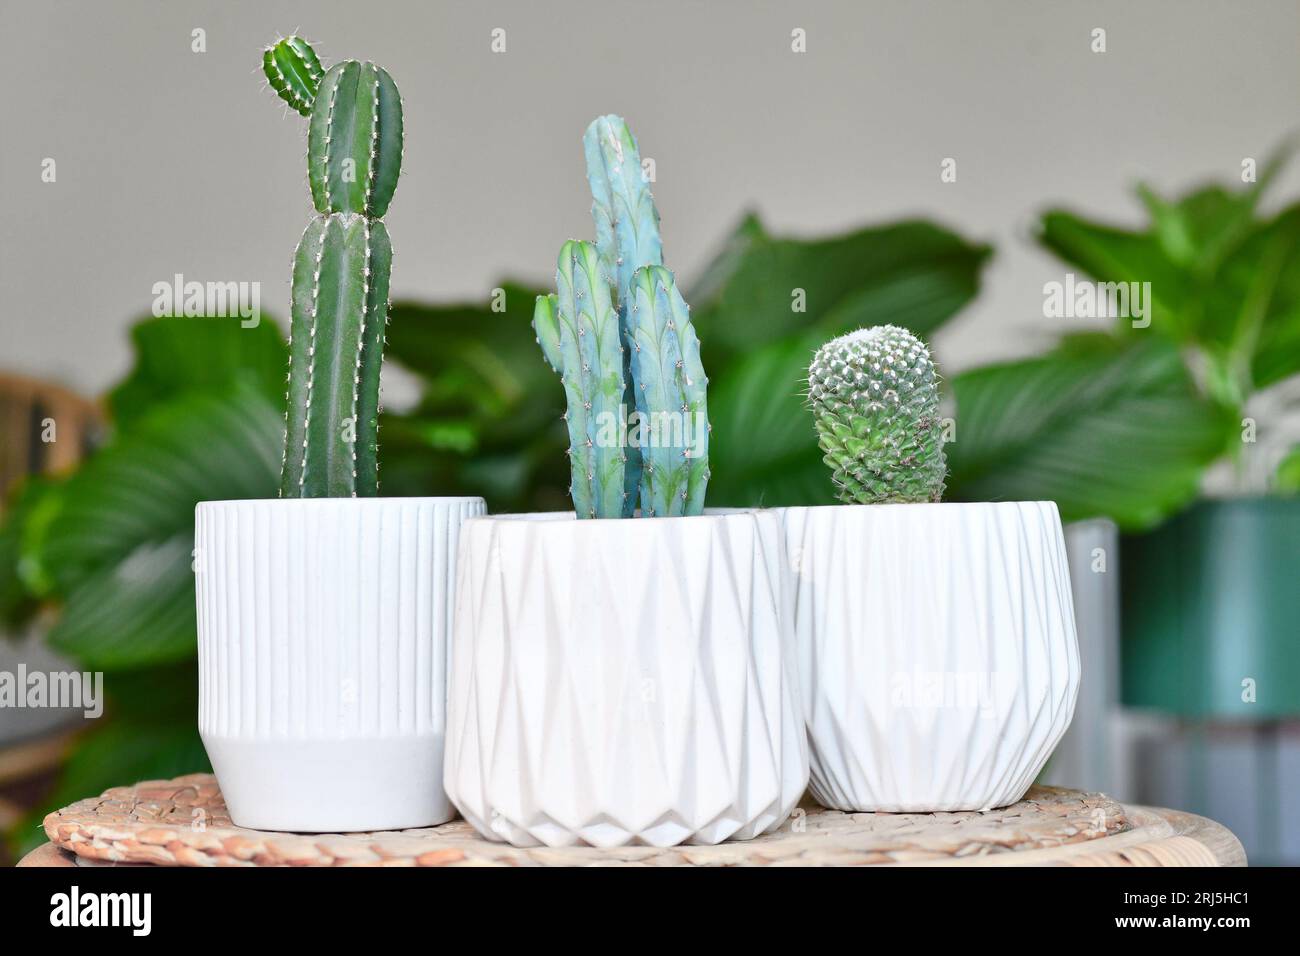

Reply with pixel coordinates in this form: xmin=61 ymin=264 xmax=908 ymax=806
xmin=957 ymin=145 xmax=1300 ymax=523
xmin=37 ymin=386 xmax=282 ymax=668
xmin=1038 ymin=146 xmax=1300 ymax=404
xmin=692 ymin=214 xmax=992 ymax=365
xmin=3 ymin=316 xmax=285 ymax=857
xmin=380 ymin=283 xmax=571 ymax=511
xmin=108 ymin=317 xmax=289 ymax=428
xmin=945 ymin=335 xmax=1237 ymax=529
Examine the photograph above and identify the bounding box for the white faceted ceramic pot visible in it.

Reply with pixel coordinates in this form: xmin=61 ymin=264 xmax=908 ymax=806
xmin=195 ymin=496 xmax=486 ymax=832
xmin=780 ymin=501 xmax=1080 ymax=812
xmin=444 ymin=510 xmax=809 ymax=847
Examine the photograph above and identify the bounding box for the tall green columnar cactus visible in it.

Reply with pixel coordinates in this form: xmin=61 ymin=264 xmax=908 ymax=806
xmin=263 ymin=37 xmax=402 ymax=497
xmin=532 ymin=115 xmax=710 ymax=518
xmin=282 ymin=215 xmax=392 ymax=497
xmin=808 ymin=325 xmax=947 ymax=505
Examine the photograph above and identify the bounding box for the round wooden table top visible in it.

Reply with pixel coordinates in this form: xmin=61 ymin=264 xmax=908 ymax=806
xmin=21 ymin=773 xmax=1245 ymax=867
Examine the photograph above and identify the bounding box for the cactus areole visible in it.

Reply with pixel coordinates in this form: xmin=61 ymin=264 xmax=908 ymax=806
xmin=808 ymin=325 xmax=947 ymax=505
xmin=263 ymin=37 xmax=403 ymax=498
xmin=532 ymin=115 xmax=711 ymax=519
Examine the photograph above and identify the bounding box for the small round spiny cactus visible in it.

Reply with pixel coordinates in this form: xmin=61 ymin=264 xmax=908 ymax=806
xmin=808 ymin=325 xmax=947 ymax=505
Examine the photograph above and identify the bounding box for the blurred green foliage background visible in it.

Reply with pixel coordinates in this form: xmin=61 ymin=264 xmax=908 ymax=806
xmin=5 ymin=149 xmax=1300 ymax=854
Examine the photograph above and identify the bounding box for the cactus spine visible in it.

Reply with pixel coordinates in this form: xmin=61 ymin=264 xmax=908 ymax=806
xmin=264 ymin=37 xmax=403 ymax=498
xmin=808 ymin=325 xmax=947 ymax=505
xmin=532 ymin=115 xmax=710 ymax=518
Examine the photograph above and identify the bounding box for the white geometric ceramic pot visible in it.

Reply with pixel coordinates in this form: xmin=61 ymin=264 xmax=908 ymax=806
xmin=195 ymin=496 xmax=486 ymax=832
xmin=780 ymin=501 xmax=1080 ymax=812
xmin=444 ymin=510 xmax=809 ymax=847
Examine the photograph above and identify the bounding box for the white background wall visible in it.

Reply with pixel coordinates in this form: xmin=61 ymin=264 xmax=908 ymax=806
xmin=3 ymin=0 xmax=1299 ymax=396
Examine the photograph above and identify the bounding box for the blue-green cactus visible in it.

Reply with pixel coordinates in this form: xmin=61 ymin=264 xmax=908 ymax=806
xmin=534 ymin=116 xmax=710 ymax=518
xmin=264 ymin=37 xmax=403 ymax=498
xmin=550 ymin=241 xmax=627 ymax=518
xmin=583 ymin=116 xmax=663 ymax=312
xmin=626 ymin=266 xmax=710 ymax=516
xmin=583 ymin=115 xmax=663 ymax=514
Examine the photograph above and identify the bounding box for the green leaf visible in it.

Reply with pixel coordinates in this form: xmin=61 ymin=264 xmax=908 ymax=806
xmin=686 ymin=211 xmax=766 ymax=307
xmin=386 ymin=284 xmax=553 ymax=413
xmin=706 ymin=331 xmax=838 ymax=508
xmin=688 ymin=213 xmax=992 ymax=363
xmin=1136 ymin=183 xmax=1200 ymax=267
xmin=1276 ymin=445 xmax=1300 ymax=495
xmin=108 ymin=315 xmax=287 ymax=428
xmin=100 ymin=658 xmax=201 ymax=720
xmin=1039 ymin=142 xmax=1297 ymax=398
xmin=47 ymin=535 xmax=199 ymax=669
xmin=1138 ymin=142 xmax=1290 ymax=274
xmin=381 ymin=286 xmax=573 ymax=509
xmin=1216 ymin=204 xmax=1300 ymax=391
xmin=1037 ymin=211 xmax=1190 ymax=335
xmin=31 ymin=385 xmax=282 ymax=669
xmin=0 ymin=476 xmax=63 ymax=626
xmin=946 ymin=335 xmax=1236 ymax=530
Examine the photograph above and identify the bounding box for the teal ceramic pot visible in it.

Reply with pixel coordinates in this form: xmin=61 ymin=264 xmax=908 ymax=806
xmin=1121 ymin=498 xmax=1300 ymax=719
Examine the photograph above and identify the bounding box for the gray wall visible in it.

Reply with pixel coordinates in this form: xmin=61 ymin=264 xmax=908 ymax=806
xmin=2 ymin=0 xmax=1299 ymax=397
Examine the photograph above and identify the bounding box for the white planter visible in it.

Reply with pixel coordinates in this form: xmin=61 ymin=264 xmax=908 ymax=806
xmin=444 ymin=510 xmax=809 ymax=847
xmin=780 ymin=501 xmax=1080 ymax=812
xmin=195 ymin=496 xmax=485 ymax=832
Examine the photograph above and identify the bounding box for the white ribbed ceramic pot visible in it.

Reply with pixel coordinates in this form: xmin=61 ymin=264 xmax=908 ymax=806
xmin=780 ymin=501 xmax=1081 ymax=812
xmin=195 ymin=496 xmax=485 ymax=832
xmin=444 ymin=510 xmax=809 ymax=848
